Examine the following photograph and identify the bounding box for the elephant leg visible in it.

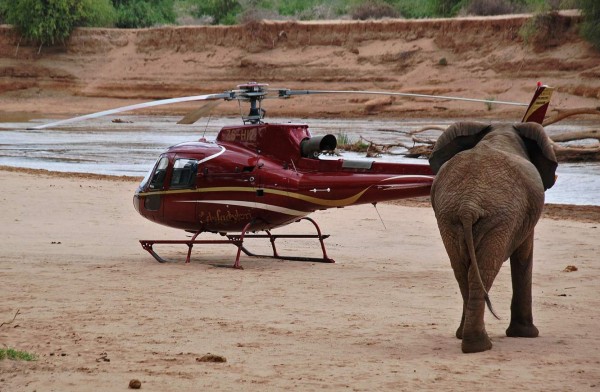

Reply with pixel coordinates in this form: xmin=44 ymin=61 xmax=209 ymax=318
xmin=506 ymin=232 xmax=539 ymax=338
xmin=452 ymin=261 xmax=469 ymax=340
xmin=461 ymin=239 xmax=505 ymax=353
xmin=460 ymin=260 xmax=495 ymax=353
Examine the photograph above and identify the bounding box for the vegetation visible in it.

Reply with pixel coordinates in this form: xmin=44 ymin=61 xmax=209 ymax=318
xmin=1 ymin=0 xmax=91 ymax=45
xmin=580 ymin=0 xmax=600 ymax=50
xmin=0 ymin=348 xmax=37 ymax=361
xmin=113 ymin=0 xmax=176 ymax=28
xmin=0 ymin=0 xmax=597 ymax=48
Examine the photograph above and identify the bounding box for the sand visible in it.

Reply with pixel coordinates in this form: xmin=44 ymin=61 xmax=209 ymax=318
xmin=1 ymin=168 xmax=599 ymax=391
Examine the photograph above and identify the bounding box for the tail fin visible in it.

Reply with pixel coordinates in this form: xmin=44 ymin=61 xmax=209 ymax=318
xmin=521 ymin=82 xmax=554 ymax=124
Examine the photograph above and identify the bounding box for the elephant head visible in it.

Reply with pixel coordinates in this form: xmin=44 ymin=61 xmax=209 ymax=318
xmin=429 ymin=122 xmax=558 ymax=190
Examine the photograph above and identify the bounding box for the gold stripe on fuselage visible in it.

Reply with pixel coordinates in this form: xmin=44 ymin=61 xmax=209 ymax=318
xmin=137 ymin=186 xmax=370 ymax=207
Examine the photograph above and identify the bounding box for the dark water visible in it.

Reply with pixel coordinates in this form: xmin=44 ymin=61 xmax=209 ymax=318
xmin=0 ymin=115 xmax=598 ymax=206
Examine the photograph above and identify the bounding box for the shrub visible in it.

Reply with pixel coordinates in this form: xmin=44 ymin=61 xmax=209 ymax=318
xmin=463 ymin=0 xmax=525 ymax=16
xmin=580 ymin=0 xmax=600 ymax=50
xmin=519 ymin=11 xmax=567 ymax=49
xmin=432 ymin=0 xmax=466 ymax=16
xmin=81 ymin=0 xmax=117 ymax=27
xmin=188 ymin=0 xmax=241 ymax=25
xmin=2 ymin=0 xmax=86 ymax=45
xmin=350 ymin=0 xmax=400 ymax=20
xmin=114 ymin=0 xmax=176 ymax=28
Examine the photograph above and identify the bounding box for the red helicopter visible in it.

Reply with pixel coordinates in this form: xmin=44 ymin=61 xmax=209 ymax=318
xmin=31 ymin=82 xmax=553 ymax=268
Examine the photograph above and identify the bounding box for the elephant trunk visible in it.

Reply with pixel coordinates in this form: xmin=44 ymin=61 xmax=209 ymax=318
xmin=462 ymin=216 xmax=500 ymax=320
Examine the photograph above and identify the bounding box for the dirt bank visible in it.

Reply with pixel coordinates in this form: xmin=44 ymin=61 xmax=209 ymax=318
xmin=1 ymin=12 xmax=599 ymax=121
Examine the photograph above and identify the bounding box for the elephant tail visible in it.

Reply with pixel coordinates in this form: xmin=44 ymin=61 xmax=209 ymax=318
xmin=462 ymin=218 xmax=501 ymax=320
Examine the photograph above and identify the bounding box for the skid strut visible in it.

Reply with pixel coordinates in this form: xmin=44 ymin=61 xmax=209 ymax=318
xmin=139 ymin=217 xmax=334 ymax=269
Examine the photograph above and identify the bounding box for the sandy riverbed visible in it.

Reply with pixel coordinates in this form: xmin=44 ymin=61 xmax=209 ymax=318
xmin=0 ymin=168 xmax=598 ymax=391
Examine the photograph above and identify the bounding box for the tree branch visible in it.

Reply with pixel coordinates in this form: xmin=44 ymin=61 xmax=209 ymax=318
xmin=0 ymin=309 xmax=20 ymax=328
xmin=543 ymin=107 xmax=600 ymax=126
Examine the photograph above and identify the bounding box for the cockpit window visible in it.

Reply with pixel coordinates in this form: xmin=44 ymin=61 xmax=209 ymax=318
xmin=148 ymin=156 xmax=169 ymax=190
xmin=170 ymin=158 xmax=198 ymax=189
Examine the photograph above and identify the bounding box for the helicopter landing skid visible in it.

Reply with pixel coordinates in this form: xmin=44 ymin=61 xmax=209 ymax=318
xmin=139 ymin=217 xmax=334 ymax=269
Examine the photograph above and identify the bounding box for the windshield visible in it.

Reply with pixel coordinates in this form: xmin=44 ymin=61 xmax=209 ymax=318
xmin=139 ymin=156 xmax=168 ymax=191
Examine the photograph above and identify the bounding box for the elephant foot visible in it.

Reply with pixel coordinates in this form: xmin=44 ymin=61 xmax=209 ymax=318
xmin=456 ymin=325 xmax=463 ymax=339
xmin=461 ymin=331 xmax=492 ymax=353
xmin=506 ymin=322 xmax=539 ymax=338
xmin=456 ymin=314 xmax=466 ymax=339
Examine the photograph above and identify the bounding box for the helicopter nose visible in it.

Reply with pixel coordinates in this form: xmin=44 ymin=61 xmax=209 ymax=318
xmin=133 ymin=191 xmax=141 ymax=214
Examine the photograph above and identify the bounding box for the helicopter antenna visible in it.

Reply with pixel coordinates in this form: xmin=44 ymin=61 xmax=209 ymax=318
xmin=372 ymin=202 xmax=387 ymax=230
xmin=202 ymin=112 xmax=213 ymax=139
xmin=290 ymin=159 xmax=299 ymax=175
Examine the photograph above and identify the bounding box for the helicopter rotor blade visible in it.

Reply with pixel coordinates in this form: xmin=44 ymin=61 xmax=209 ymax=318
xmin=176 ymin=100 xmax=222 ymax=125
xmin=275 ymin=89 xmax=529 ymax=107
xmin=28 ymin=92 xmax=233 ymax=130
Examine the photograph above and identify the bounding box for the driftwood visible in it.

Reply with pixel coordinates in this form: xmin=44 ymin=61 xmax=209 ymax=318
xmin=543 ymin=107 xmax=600 ymax=127
xmin=337 ymin=107 xmax=600 ymax=161
xmin=408 ymin=125 xmax=446 ymax=135
xmin=551 ymin=129 xmax=600 ymax=143
xmin=544 ymin=107 xmax=600 ymax=162
xmin=551 ymin=129 xmax=600 ymax=161
xmin=552 ymin=144 xmax=600 ymax=161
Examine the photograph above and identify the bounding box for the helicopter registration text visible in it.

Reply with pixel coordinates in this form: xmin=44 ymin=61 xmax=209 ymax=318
xmin=219 ymin=128 xmax=258 ymax=143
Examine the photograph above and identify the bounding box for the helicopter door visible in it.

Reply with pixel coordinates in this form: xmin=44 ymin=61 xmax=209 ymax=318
xmin=163 ymin=158 xmax=199 ymax=225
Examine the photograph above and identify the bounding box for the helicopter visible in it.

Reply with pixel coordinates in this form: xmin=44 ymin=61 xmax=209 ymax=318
xmin=31 ymin=82 xmax=553 ymax=268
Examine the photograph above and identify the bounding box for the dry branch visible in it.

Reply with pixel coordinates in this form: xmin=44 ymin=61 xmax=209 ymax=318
xmin=0 ymin=309 xmax=20 ymax=328
xmin=543 ymin=107 xmax=600 ymax=126
xmin=551 ymin=130 xmax=600 ymax=143
xmin=553 ymin=145 xmax=600 ymax=162
xmin=409 ymin=125 xmax=446 ymax=135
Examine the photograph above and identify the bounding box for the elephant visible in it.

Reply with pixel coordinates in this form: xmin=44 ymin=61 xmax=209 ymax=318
xmin=428 ymin=121 xmax=558 ymax=353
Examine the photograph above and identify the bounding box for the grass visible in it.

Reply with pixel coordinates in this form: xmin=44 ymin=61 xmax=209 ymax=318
xmin=0 ymin=348 xmax=37 ymax=361
xmin=336 ymin=131 xmax=373 ymax=153
xmin=484 ymin=96 xmax=496 ymax=111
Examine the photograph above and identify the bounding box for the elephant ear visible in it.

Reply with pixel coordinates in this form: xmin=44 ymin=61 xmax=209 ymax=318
xmin=429 ymin=122 xmax=492 ymax=174
xmin=512 ymin=122 xmax=558 ymax=190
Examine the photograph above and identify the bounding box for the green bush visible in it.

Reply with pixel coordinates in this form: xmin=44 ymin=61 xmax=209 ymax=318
xmin=188 ymin=0 xmax=241 ymax=25
xmin=349 ymin=0 xmax=400 ymax=20
xmin=275 ymin=0 xmax=320 ymax=16
xmin=431 ymin=0 xmax=466 ymax=16
xmin=0 ymin=0 xmax=116 ymax=45
xmin=82 ymin=0 xmax=117 ymax=27
xmin=463 ymin=0 xmax=525 ymax=15
xmin=580 ymin=0 xmax=600 ymax=50
xmin=392 ymin=0 xmax=437 ymax=18
xmin=2 ymin=0 xmax=86 ymax=45
xmin=114 ymin=0 xmax=176 ymax=28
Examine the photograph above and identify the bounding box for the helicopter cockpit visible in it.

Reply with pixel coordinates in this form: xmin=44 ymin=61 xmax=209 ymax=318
xmin=139 ymin=155 xmax=199 ymax=192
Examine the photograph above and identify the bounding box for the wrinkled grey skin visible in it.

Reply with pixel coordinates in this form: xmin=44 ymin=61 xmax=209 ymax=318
xmin=429 ymin=122 xmax=557 ymax=353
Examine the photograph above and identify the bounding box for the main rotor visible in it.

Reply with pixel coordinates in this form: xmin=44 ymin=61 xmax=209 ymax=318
xmin=234 ymin=82 xmax=269 ymax=124
xmin=29 ymin=81 xmax=532 ymax=130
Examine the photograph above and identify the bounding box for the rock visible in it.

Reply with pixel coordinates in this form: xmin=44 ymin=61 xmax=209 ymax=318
xmin=196 ymin=353 xmax=227 ymax=363
xmin=129 ymin=379 xmax=141 ymax=389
